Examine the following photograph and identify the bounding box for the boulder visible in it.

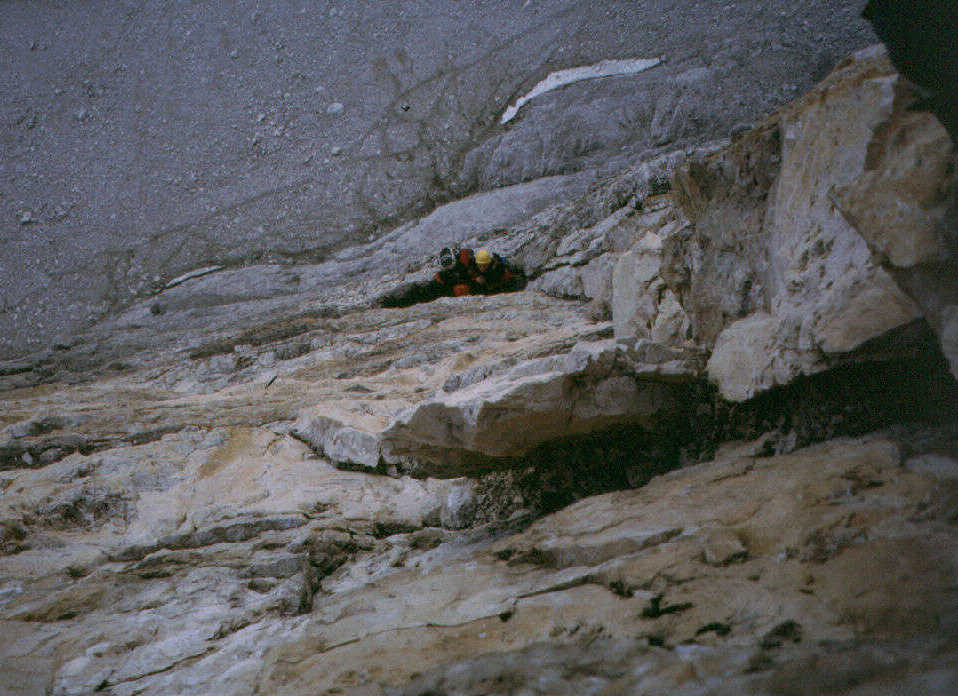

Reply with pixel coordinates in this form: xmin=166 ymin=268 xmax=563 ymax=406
xmin=382 ymin=340 xmax=698 ymax=474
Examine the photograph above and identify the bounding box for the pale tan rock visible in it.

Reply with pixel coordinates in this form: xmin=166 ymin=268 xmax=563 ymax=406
xmin=650 ymin=289 xmax=691 ymax=345
xmin=248 ymin=436 xmax=958 ymax=695
xmin=673 ymin=45 xmax=945 ymax=400
xmin=381 ymin=339 xmax=694 ymax=471
xmin=830 ymin=93 xmax=954 ymax=269
xmin=699 ymin=528 xmax=748 ymax=566
xmin=811 ymin=269 xmax=921 ymax=354
xmin=1 ymin=45 xmax=957 ymax=696
xmin=612 ymin=223 xmax=676 ymax=342
xmin=766 ymin=46 xmax=924 ymax=358
xmin=706 ymin=313 xmax=805 ymax=401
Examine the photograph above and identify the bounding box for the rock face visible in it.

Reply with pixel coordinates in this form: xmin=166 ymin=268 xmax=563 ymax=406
xmin=610 ymin=45 xmax=958 ymax=399
xmin=0 ymin=0 xmax=877 ymax=359
xmin=1 ymin=45 xmax=957 ymax=696
xmin=380 ymin=339 xmax=698 ymax=473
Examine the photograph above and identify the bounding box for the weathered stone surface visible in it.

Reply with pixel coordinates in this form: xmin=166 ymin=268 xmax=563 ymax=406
xmin=247 ymin=435 xmax=958 ymax=695
xmin=1 ymin=1 xmax=876 ymax=360
xmin=654 ymin=45 xmax=955 ymax=400
xmin=705 ymin=313 xmax=802 ymax=402
xmin=2 ymin=44 xmax=957 ymax=696
xmin=611 ymin=203 xmax=694 ymax=346
xmin=650 ymin=289 xmax=692 ymax=344
xmin=764 ymin=47 xmax=924 ymax=355
xmin=381 ymin=339 xmax=698 ymax=473
xmin=292 ymin=414 xmax=384 ymax=470
xmin=831 ymin=112 xmax=954 ymax=268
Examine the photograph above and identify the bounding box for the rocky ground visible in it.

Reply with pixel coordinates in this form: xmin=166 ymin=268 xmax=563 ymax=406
xmin=1 ymin=45 xmax=957 ymax=695
xmin=0 ymin=0 xmax=878 ymax=358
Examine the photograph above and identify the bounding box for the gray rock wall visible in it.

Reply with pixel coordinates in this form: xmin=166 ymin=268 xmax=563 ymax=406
xmin=0 ymin=0 xmax=876 ymax=358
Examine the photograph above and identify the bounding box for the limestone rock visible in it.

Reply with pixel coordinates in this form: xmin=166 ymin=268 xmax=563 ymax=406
xmin=830 ymin=109 xmax=953 ymax=268
xmin=650 ymin=289 xmax=691 ymax=345
xmin=765 ymin=46 xmax=924 ymax=356
xmin=291 ymin=413 xmax=383 ymax=470
xmin=381 ymin=339 xmax=697 ymax=473
xmin=612 ymin=212 xmax=694 ymax=347
xmin=706 ymin=313 xmax=802 ymax=402
xmin=248 ymin=435 xmax=958 ymax=695
xmin=699 ymin=528 xmax=748 ymax=566
xmin=662 ymin=45 xmax=954 ymax=400
xmin=2 ymin=42 xmax=957 ymax=696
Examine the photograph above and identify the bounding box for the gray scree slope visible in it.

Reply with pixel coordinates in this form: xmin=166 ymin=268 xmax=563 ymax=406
xmin=1 ymin=0 xmax=874 ymax=358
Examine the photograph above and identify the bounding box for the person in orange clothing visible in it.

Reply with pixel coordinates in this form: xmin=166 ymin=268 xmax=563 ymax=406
xmin=433 ymin=247 xmax=477 ymax=297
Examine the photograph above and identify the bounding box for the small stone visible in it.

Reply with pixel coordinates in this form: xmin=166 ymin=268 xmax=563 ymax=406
xmin=326 ymin=102 xmax=344 ymax=115
xmin=440 ymin=482 xmax=477 ymax=530
xmin=18 ymin=211 xmax=35 ymax=224
xmin=330 ymin=146 xmax=343 ymax=156
xmin=229 ymin=49 xmax=239 ymax=59
xmin=700 ymin=529 xmax=748 ymax=566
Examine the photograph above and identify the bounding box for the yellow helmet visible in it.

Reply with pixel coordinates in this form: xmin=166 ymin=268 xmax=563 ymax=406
xmin=476 ymin=249 xmax=492 ymax=267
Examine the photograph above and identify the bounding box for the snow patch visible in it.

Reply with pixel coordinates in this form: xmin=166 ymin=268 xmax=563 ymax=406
xmin=500 ymin=57 xmax=663 ymax=124
xmin=165 ymin=265 xmax=224 ymax=289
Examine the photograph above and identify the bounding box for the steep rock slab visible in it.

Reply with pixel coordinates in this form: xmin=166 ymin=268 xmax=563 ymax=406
xmin=762 ymin=46 xmax=924 ymax=356
xmin=0 ymin=425 xmax=482 ymax=695
xmin=0 ymin=140 xmax=710 ymax=391
xmin=69 ymin=173 xmax=596 ymax=368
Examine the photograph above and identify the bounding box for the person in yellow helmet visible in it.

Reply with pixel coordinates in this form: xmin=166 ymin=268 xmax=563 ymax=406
xmin=380 ymin=246 xmax=525 ymax=307
xmin=469 ymin=248 xmax=525 ymax=295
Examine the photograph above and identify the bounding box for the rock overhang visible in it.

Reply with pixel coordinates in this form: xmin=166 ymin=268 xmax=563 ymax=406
xmin=288 ymin=335 xmax=705 ymax=477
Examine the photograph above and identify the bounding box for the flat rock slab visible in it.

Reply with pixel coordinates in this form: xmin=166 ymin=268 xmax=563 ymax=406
xmin=252 ymin=435 xmax=958 ymax=696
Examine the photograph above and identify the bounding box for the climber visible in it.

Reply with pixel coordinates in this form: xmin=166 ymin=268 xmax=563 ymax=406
xmin=381 ymin=246 xmax=525 ymax=308
xmin=432 ymin=247 xmax=477 ymax=297
xmin=469 ymin=248 xmax=526 ymax=295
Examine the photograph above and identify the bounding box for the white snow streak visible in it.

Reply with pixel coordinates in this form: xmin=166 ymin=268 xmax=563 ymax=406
xmin=500 ymin=57 xmax=663 ymax=124
xmin=165 ymin=265 xmax=224 ymax=289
